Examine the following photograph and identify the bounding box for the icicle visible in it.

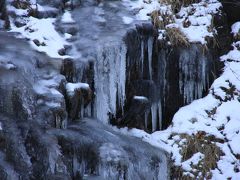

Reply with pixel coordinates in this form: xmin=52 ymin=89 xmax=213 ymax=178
xmin=144 ymin=110 xmax=149 ymax=129
xmin=158 ymin=101 xmax=162 ymax=130
xmin=148 ymin=37 xmax=153 ymax=80
xmin=151 ymin=102 xmax=158 ymax=132
xmin=84 ymin=103 xmax=92 ymax=117
xmin=94 ymin=46 xmax=111 ymax=123
xmin=80 ymin=101 xmax=84 ymax=119
xmin=179 ymin=45 xmax=210 ymax=104
xmin=141 ymin=40 xmax=144 ymax=77
xmin=117 ymin=44 xmax=127 ymax=114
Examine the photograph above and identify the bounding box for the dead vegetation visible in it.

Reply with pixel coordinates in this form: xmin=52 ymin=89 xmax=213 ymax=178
xmin=150 ymin=10 xmax=174 ymax=29
xmin=234 ymin=33 xmax=240 ymax=41
xmin=171 ymin=133 xmax=224 ymax=179
xmin=166 ymin=27 xmax=189 ymax=46
xmin=12 ymin=0 xmax=31 ymax=10
xmin=149 ymin=0 xmax=191 ymax=46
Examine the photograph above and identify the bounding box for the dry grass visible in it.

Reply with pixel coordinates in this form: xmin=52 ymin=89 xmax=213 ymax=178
xmin=150 ymin=10 xmax=174 ymax=29
xmin=233 ymin=32 xmax=240 ymax=41
xmin=166 ymin=27 xmax=189 ymax=47
xmin=11 ymin=0 xmax=31 ymax=9
xmin=171 ymin=133 xmax=224 ymax=179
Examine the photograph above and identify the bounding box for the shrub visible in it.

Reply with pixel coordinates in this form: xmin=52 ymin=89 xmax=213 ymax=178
xmin=150 ymin=10 xmax=174 ymax=29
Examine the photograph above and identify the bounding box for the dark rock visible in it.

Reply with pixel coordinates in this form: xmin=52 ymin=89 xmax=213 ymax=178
xmin=121 ymin=96 xmax=150 ymax=130
xmin=60 ymin=58 xmax=75 ymax=82
xmin=221 ymin=0 xmax=240 ymax=23
xmin=14 ymin=17 xmax=27 ymax=27
xmin=58 ymin=48 xmax=66 ymax=56
xmin=33 ymin=39 xmax=41 ymax=46
xmin=66 ymin=85 xmax=92 ymax=120
xmin=0 ymin=0 xmax=10 ymax=29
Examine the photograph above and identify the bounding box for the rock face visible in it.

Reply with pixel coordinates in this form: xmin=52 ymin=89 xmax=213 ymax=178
xmin=111 ymin=19 xmax=228 ymax=130
xmin=0 ymin=30 xmax=169 ymax=179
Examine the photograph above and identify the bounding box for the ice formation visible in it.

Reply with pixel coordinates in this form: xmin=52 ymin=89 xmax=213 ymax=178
xmin=94 ymin=42 xmax=127 ymax=123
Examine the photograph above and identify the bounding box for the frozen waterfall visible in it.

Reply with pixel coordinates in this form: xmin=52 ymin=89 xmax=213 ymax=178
xmin=94 ymin=42 xmax=127 ymax=123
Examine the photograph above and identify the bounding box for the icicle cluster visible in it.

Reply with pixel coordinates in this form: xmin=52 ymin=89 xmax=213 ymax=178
xmin=179 ymin=45 xmax=209 ymax=104
xmin=94 ymin=42 xmax=127 ymax=123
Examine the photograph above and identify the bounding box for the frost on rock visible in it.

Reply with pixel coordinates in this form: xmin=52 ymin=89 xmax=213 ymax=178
xmin=94 ymin=42 xmax=127 ymax=123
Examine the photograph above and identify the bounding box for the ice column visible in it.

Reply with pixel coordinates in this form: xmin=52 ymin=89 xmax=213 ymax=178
xmin=94 ymin=42 xmax=127 ymax=123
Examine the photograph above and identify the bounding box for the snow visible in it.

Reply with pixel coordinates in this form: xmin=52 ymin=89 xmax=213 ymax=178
xmin=61 ymin=11 xmax=75 ymax=24
xmin=66 ymin=82 xmax=90 ymax=96
xmin=8 ymin=2 xmax=72 ymax=59
xmin=10 ymin=17 xmax=70 ymax=59
xmin=64 ymin=33 xmax=72 ymax=39
xmin=128 ymin=0 xmax=221 ymax=44
xmin=122 ymin=16 xmax=134 ymax=24
xmin=181 ymin=152 xmax=205 ymax=171
xmin=133 ymin=96 xmax=148 ymax=101
xmin=175 ymin=0 xmax=221 ymax=44
xmin=232 ymin=22 xmax=240 ymax=36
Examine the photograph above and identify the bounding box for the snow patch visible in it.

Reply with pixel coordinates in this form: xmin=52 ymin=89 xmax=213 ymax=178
xmin=66 ymin=82 xmax=90 ymax=96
